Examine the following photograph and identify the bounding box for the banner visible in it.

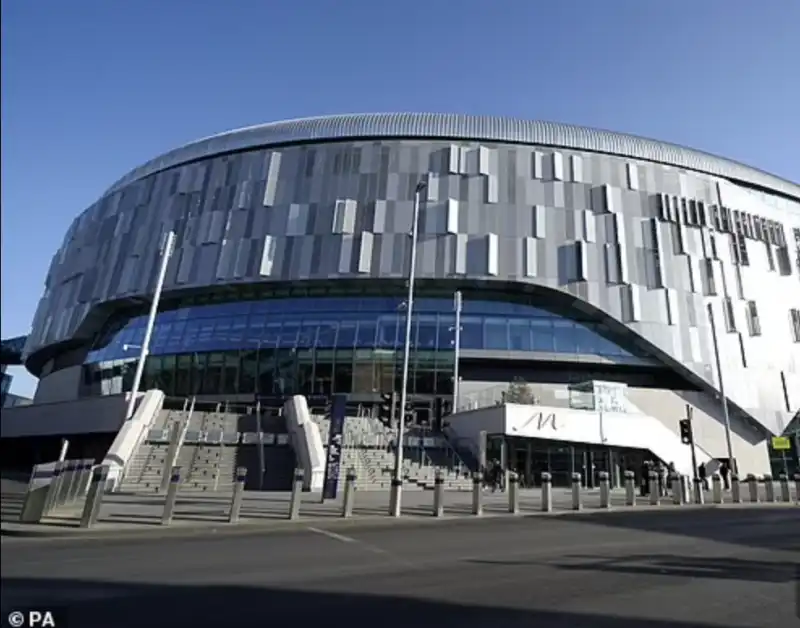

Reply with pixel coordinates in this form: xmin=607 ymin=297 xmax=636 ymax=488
xmin=322 ymin=394 xmax=348 ymax=500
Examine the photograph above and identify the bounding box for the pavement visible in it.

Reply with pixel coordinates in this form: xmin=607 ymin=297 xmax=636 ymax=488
xmin=2 ymin=485 xmax=795 ymax=541
xmin=1 ymin=506 xmax=798 ymax=628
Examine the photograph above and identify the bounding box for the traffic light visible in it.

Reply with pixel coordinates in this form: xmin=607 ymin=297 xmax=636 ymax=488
xmin=679 ymin=418 xmax=693 ymax=445
xmin=379 ymin=392 xmax=397 ymax=423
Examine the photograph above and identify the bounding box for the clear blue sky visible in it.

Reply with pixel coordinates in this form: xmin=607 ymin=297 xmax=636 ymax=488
xmin=2 ymin=0 xmax=798 ymax=396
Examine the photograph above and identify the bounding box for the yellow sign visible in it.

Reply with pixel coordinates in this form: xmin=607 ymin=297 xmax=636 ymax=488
xmin=771 ymin=436 xmax=791 ymax=451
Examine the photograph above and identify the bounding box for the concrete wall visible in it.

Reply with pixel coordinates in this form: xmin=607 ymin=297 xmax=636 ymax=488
xmin=0 ymin=393 xmax=133 ymax=438
xmin=33 ymin=365 xmax=82 ymax=404
xmin=626 ymin=387 xmax=770 ymax=476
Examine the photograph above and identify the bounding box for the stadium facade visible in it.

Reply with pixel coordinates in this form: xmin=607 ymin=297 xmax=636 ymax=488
xmin=14 ymin=113 xmax=800 ymax=477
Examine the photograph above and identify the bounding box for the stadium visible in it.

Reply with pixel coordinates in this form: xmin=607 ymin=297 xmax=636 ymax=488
xmin=2 ymin=113 xmax=799 ymax=492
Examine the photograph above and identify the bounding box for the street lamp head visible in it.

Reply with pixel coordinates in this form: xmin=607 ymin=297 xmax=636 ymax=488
xmin=415 ymin=180 xmax=427 ymax=193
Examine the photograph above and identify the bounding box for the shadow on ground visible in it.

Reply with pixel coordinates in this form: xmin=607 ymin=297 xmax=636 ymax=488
xmin=0 ymin=578 xmax=745 ymax=628
xmin=547 ymin=506 xmax=800 ymax=551
xmin=470 ymin=554 xmax=800 ymax=585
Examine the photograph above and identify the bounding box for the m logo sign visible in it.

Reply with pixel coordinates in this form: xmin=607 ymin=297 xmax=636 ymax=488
xmin=537 ymin=412 xmax=557 ymax=431
xmin=518 ymin=411 xmax=558 ymax=433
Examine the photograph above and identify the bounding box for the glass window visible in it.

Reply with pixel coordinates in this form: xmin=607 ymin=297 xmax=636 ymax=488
xmin=552 ymin=319 xmax=577 ymax=353
xmin=460 ymin=317 xmax=484 ymax=350
xmin=508 ymin=319 xmax=531 ymax=351
xmin=415 ymin=315 xmax=438 ymax=349
xmin=263 ymin=322 xmax=281 ymax=347
xmin=531 ymin=318 xmax=554 ymax=352
xmin=484 ymin=318 xmax=508 ymax=351
xmin=355 ymin=321 xmax=377 ymax=348
xmin=298 ymin=322 xmax=318 ymax=348
xmin=376 ymin=316 xmax=400 ymax=349
xmin=222 ymin=351 xmax=239 ymax=395
xmin=337 ymin=320 xmax=357 ymax=349
xmin=278 ymin=321 xmax=300 ymax=348
xmin=316 ymin=321 xmax=338 ymax=348
xmin=240 ymin=350 xmax=256 ymax=394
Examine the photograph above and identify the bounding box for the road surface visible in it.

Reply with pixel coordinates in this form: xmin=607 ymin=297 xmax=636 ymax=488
xmin=1 ymin=506 xmax=798 ymax=628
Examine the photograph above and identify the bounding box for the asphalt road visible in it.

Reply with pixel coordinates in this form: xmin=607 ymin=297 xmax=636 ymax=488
xmin=1 ymin=507 xmax=798 ymax=628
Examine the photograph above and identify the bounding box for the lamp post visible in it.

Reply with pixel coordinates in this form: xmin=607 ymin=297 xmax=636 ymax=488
xmin=390 ymin=180 xmax=427 ymax=517
xmin=452 ymin=291 xmax=463 ymax=411
xmin=707 ymin=302 xmax=736 ymax=474
xmin=124 ymin=231 xmax=176 ymax=420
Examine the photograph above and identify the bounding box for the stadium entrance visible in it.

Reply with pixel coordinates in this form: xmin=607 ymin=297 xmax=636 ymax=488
xmin=486 ymin=434 xmax=654 ymax=489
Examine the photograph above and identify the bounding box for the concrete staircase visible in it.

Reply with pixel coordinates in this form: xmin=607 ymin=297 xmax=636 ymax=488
xmin=118 ymin=409 xmax=189 ymax=493
xmin=313 ymin=414 xmax=472 ymax=491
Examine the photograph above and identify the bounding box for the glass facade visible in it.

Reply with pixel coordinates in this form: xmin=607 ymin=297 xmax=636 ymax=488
xmin=82 ymin=296 xmax=649 ymax=398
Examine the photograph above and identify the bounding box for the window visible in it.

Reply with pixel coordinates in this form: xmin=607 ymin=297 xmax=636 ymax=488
xmin=791 ymin=309 xmax=800 ymax=343
xmin=745 ymin=301 xmax=761 ymax=337
xmin=723 ymin=298 xmax=736 ymax=332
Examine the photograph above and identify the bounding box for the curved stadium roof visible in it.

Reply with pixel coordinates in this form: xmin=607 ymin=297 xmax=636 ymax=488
xmin=106 ymin=113 xmax=800 ymax=201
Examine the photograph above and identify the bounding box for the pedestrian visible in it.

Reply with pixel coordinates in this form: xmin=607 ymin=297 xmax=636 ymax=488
xmin=719 ymin=461 xmax=730 ymax=490
xmin=698 ymin=463 xmax=708 ymax=491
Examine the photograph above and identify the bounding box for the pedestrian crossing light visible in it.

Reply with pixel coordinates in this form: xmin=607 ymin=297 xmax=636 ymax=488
xmin=679 ymin=418 xmax=693 ymax=445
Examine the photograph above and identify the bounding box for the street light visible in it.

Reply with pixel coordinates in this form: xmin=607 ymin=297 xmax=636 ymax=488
xmin=707 ymin=302 xmax=736 ymax=474
xmin=451 ymin=291 xmax=463 ymax=411
xmin=124 ymin=231 xmax=176 ymax=420
xmin=390 ymin=179 xmax=427 ymax=517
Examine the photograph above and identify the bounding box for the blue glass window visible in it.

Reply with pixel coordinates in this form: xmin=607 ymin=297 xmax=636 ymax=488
xmin=86 ymin=296 xmax=648 ymax=364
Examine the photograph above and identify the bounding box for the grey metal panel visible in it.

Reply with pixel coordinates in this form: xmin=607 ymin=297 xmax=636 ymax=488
xmin=25 ymin=137 xmax=800 ymax=436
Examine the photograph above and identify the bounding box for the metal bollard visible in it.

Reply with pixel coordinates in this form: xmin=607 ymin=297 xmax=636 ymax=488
xmin=571 ymin=472 xmax=582 ymax=511
xmin=540 ymin=472 xmax=552 ymax=512
xmin=389 ymin=478 xmax=403 ymax=518
xmin=288 ymin=468 xmax=304 ymax=520
xmin=794 ymin=474 xmax=800 ymax=505
xmin=712 ymin=474 xmax=723 ymax=504
xmin=624 ymin=470 xmax=636 ymax=506
xmin=433 ymin=470 xmax=445 ymax=517
xmin=746 ymin=474 xmax=759 ymax=503
xmin=161 ymin=466 xmax=181 ymax=525
xmin=778 ymin=473 xmax=790 ymax=503
xmin=471 ymin=473 xmax=483 ymax=516
xmin=671 ymin=474 xmax=682 ymax=505
xmin=598 ymin=471 xmax=611 ymax=509
xmin=79 ymin=465 xmax=109 ymax=529
xmin=228 ymin=467 xmax=247 ymax=524
xmin=508 ymin=471 xmax=520 ymax=514
xmin=731 ymin=474 xmax=741 ymax=503
xmin=649 ymin=472 xmax=659 ymax=506
xmin=342 ymin=468 xmax=357 ymax=518
xmin=693 ymin=478 xmax=705 ymax=505
xmin=762 ymin=475 xmax=775 ymax=503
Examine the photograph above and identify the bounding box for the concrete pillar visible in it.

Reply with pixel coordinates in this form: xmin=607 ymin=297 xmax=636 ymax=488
xmin=471 ymin=472 xmax=483 ymax=516
xmin=649 ymin=472 xmax=659 ymax=506
xmin=540 ymin=471 xmax=551 ymax=513
xmin=778 ymin=473 xmax=790 ymax=503
xmin=508 ymin=471 xmax=520 ymax=514
xmin=571 ymin=472 xmax=582 ymax=511
xmin=762 ymin=475 xmax=775 ymax=503
xmin=731 ymin=474 xmax=742 ymax=503
xmin=598 ymin=471 xmax=611 ymax=509
xmin=671 ymin=474 xmax=682 ymax=505
xmin=624 ymin=470 xmax=636 ymax=507
xmin=289 ymin=468 xmax=304 ymax=520
xmin=746 ymin=474 xmax=759 ymax=503
xmin=79 ymin=465 xmax=109 ymax=529
xmin=433 ymin=470 xmax=445 ymax=517
xmin=712 ymin=474 xmax=723 ymax=504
